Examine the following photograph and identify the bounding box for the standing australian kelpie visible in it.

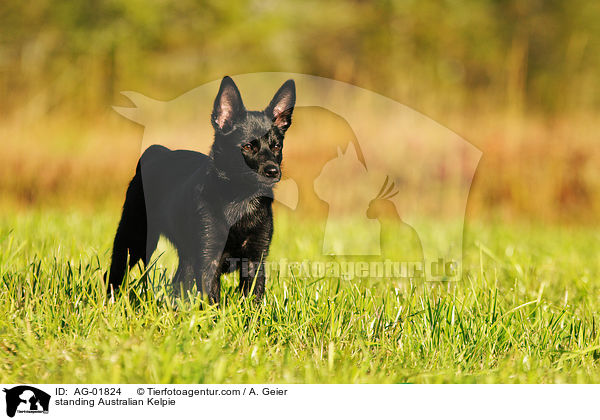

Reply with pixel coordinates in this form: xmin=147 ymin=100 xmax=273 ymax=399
xmin=107 ymin=76 xmax=295 ymax=304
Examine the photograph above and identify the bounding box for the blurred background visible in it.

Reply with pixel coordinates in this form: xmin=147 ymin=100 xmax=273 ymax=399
xmin=1 ymin=0 xmax=599 ymax=222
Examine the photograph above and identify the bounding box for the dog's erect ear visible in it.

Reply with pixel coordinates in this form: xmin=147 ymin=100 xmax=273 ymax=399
xmin=212 ymin=76 xmax=246 ymax=133
xmin=265 ymin=79 xmax=296 ymax=132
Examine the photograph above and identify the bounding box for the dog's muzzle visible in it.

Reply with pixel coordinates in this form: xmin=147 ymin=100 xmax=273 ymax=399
xmin=262 ymin=164 xmax=280 ymax=179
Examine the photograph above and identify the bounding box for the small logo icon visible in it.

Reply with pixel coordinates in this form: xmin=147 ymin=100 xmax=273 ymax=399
xmin=3 ymin=386 xmax=50 ymax=418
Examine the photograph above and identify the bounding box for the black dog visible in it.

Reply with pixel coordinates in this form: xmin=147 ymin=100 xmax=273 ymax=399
xmin=107 ymin=76 xmax=295 ymax=304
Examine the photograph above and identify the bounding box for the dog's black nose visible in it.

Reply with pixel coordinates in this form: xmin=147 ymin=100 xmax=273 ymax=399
xmin=264 ymin=165 xmax=280 ymax=178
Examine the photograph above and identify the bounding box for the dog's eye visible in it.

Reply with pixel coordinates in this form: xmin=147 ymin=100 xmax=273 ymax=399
xmin=272 ymin=144 xmax=282 ymax=152
xmin=242 ymin=143 xmax=253 ymax=152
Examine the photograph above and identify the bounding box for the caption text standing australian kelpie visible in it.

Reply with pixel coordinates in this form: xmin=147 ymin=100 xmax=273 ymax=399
xmin=107 ymin=76 xmax=296 ymax=304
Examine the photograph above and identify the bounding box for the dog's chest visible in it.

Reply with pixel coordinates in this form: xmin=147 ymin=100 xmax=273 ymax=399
xmin=224 ymin=196 xmax=263 ymax=226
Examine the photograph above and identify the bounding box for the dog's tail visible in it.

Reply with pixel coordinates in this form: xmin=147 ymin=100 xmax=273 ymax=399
xmin=107 ymin=165 xmax=148 ymax=295
xmin=106 ymin=214 xmax=132 ymax=295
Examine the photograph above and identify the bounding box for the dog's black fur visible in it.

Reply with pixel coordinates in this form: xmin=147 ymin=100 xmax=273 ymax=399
xmin=107 ymin=76 xmax=295 ymax=304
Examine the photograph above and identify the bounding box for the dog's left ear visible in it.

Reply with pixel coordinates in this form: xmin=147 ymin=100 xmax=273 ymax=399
xmin=265 ymin=79 xmax=296 ymax=132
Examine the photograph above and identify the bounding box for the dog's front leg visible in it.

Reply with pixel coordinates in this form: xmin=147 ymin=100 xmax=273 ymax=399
xmin=197 ymin=258 xmax=222 ymax=306
xmin=239 ymin=259 xmax=266 ymax=301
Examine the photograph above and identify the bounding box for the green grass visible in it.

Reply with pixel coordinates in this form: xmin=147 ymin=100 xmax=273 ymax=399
xmin=1 ymin=207 xmax=600 ymax=383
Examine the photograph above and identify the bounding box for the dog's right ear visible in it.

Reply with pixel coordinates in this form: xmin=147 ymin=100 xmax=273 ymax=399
xmin=211 ymin=76 xmax=246 ymax=134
